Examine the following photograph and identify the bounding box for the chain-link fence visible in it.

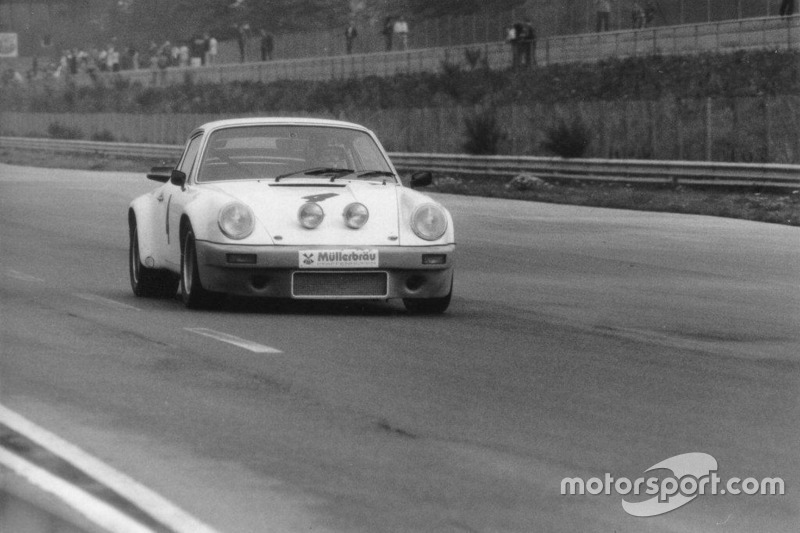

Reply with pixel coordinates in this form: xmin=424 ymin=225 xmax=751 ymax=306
xmin=4 ymin=96 xmax=798 ymax=163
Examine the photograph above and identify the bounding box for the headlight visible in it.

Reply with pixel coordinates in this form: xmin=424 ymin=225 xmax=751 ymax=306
xmin=411 ymin=204 xmax=448 ymax=241
xmin=343 ymin=202 xmax=369 ymax=229
xmin=218 ymin=202 xmax=255 ymax=240
xmin=298 ymin=202 xmax=324 ymax=229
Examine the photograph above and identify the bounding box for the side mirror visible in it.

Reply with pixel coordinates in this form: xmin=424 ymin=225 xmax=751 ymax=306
xmin=409 ymin=171 xmax=433 ymax=188
xmin=146 ymin=166 xmax=173 ymax=183
xmin=170 ymin=169 xmax=187 ymax=187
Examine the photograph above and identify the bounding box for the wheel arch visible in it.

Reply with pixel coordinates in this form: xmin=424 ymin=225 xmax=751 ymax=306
xmin=179 ymin=214 xmax=192 ymax=253
xmin=128 ymin=198 xmax=164 ymax=269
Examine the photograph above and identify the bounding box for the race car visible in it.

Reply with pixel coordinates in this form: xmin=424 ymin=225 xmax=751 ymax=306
xmin=128 ymin=117 xmax=454 ymax=313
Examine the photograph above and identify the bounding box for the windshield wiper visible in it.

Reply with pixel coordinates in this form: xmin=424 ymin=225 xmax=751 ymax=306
xmin=274 ymin=167 xmax=354 ymax=182
xmin=330 ymin=170 xmax=396 ymax=182
xmin=355 ymin=170 xmax=396 ymax=178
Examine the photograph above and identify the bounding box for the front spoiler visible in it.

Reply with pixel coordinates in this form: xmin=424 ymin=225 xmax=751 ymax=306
xmin=194 ymin=241 xmax=455 ymax=299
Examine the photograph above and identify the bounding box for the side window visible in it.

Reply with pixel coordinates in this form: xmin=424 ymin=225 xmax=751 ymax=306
xmin=177 ymin=135 xmax=203 ymax=177
xmin=353 ymin=135 xmax=390 ymax=172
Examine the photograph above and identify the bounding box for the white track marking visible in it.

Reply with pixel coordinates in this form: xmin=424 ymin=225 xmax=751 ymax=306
xmin=185 ymin=327 xmax=283 ymax=353
xmin=6 ymin=269 xmax=45 ymax=282
xmin=0 ymin=404 xmax=220 ymax=533
xmin=0 ymin=447 xmax=154 ymax=533
xmin=74 ymin=293 xmax=141 ymax=311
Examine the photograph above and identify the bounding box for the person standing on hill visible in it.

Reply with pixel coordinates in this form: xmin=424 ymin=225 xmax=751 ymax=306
xmin=513 ymin=18 xmax=536 ymax=67
xmin=394 ymin=16 xmax=409 ymax=50
xmin=259 ymin=28 xmax=274 ymax=61
xmin=595 ymin=0 xmax=612 ymax=32
xmin=780 ymin=0 xmax=795 ymax=16
xmin=505 ymin=24 xmax=518 ymax=68
xmin=632 ymin=1 xmax=645 ymax=29
xmin=382 ymin=16 xmax=394 ymax=51
xmin=345 ymin=21 xmax=358 ymax=54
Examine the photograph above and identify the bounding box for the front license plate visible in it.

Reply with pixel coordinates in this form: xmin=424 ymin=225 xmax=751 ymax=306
xmin=299 ymin=249 xmax=379 ymax=269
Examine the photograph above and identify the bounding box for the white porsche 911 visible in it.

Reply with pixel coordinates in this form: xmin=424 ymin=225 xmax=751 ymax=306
xmin=128 ymin=118 xmax=455 ymax=313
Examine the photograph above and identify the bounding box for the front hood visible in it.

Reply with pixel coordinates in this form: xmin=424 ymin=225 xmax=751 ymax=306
xmin=205 ymin=180 xmax=402 ymax=246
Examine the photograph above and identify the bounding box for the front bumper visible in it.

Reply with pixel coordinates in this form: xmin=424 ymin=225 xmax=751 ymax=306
xmin=194 ymin=241 xmax=455 ymax=299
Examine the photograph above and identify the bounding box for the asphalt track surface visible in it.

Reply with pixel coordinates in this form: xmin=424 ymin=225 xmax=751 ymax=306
xmin=1 ymin=163 xmax=798 ymax=532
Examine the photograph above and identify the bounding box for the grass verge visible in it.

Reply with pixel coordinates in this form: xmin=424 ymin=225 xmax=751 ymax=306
xmin=2 ymin=148 xmax=798 ymax=227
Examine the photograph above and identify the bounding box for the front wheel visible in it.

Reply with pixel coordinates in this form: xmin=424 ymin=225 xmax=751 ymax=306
xmin=180 ymin=228 xmax=224 ymax=309
xmin=129 ymin=222 xmax=178 ymax=298
xmin=403 ymin=278 xmax=452 ymax=315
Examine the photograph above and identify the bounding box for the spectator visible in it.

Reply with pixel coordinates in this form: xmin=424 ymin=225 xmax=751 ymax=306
xmin=382 ymin=16 xmax=394 ymax=51
xmin=517 ymin=17 xmax=536 ymax=67
xmin=644 ymin=1 xmax=656 ymax=27
xmin=156 ymin=44 xmax=170 ymax=84
xmin=107 ymin=45 xmax=120 ymax=72
xmin=67 ymin=49 xmax=78 ymax=75
xmin=632 ymin=1 xmax=645 ymax=29
xmin=180 ymin=41 xmax=191 ymax=67
xmin=595 ymin=0 xmax=612 ymax=32
xmin=345 ymin=21 xmax=358 ymax=54
xmin=170 ymin=43 xmax=180 ymax=66
xmin=191 ymin=35 xmax=205 ymax=66
xmin=393 ymin=15 xmax=409 ymax=50
xmin=98 ymin=47 xmax=108 ymax=71
xmin=149 ymin=52 xmax=159 ymax=85
xmin=780 ymin=0 xmax=795 ymax=16
xmin=85 ymin=50 xmax=98 ymax=81
xmin=205 ymin=33 xmax=218 ymax=65
xmin=505 ymin=25 xmax=518 ymax=68
xmin=237 ymin=24 xmax=250 ymax=62
xmin=128 ymin=47 xmax=139 ymax=70
xmin=259 ymin=28 xmax=274 ymax=61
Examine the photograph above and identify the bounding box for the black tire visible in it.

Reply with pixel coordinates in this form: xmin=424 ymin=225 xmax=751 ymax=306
xmin=403 ymin=278 xmax=452 ymax=315
xmin=180 ymin=228 xmax=224 ymax=309
xmin=129 ymin=222 xmax=178 ymax=298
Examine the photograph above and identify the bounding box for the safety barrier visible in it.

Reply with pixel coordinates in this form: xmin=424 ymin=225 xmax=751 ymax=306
xmin=3 ymin=136 xmax=798 ymax=189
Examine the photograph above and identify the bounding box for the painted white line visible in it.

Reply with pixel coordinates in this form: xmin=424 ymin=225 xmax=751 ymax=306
xmin=74 ymin=293 xmax=141 ymax=311
xmin=185 ymin=327 xmax=283 ymax=353
xmin=6 ymin=269 xmax=45 ymax=282
xmin=0 ymin=403 xmax=220 ymax=533
xmin=0 ymin=447 xmax=154 ymax=533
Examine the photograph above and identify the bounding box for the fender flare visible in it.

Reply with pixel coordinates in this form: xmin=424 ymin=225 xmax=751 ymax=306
xmin=128 ymin=196 xmax=168 ymax=270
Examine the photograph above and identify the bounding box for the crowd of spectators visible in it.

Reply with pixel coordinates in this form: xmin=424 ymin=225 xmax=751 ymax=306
xmin=2 ymin=3 xmax=797 ymax=87
xmin=1 ymin=33 xmax=222 ymax=86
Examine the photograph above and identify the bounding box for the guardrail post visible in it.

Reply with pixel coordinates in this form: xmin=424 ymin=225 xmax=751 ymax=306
xmin=764 ymin=98 xmax=771 ymax=163
xmin=705 ymin=97 xmax=713 ymax=161
xmin=545 ymin=38 xmax=550 ymax=65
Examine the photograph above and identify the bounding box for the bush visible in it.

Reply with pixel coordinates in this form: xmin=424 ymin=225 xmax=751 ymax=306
xmin=47 ymin=122 xmax=84 ymax=140
xmin=541 ymin=118 xmax=591 ymax=158
xmin=90 ymin=130 xmax=116 ymax=142
xmin=464 ymin=48 xmax=482 ymax=70
xmin=463 ymin=108 xmax=506 ymax=155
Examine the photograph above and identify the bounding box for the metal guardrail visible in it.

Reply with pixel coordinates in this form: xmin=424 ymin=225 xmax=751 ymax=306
xmin=0 ymin=137 xmax=184 ymax=160
xmin=390 ymin=153 xmax=800 ymax=189
xmin=2 ymin=137 xmax=799 ymax=189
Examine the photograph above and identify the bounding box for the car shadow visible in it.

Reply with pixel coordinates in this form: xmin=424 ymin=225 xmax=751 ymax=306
xmin=218 ymin=296 xmax=407 ymax=316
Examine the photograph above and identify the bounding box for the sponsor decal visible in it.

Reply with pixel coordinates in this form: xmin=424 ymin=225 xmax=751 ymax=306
xmin=299 ymin=249 xmax=378 ymax=268
xmin=560 ymin=452 xmax=785 ymax=517
xmin=0 ymin=33 xmax=19 ymax=58
xmin=302 ymin=193 xmax=339 ymax=203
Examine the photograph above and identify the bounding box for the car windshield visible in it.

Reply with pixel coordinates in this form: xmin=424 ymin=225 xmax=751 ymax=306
xmin=196 ymin=125 xmax=395 ymax=183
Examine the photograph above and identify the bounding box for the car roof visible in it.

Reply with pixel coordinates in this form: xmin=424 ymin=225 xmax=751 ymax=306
xmin=194 ymin=117 xmax=372 ymax=136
